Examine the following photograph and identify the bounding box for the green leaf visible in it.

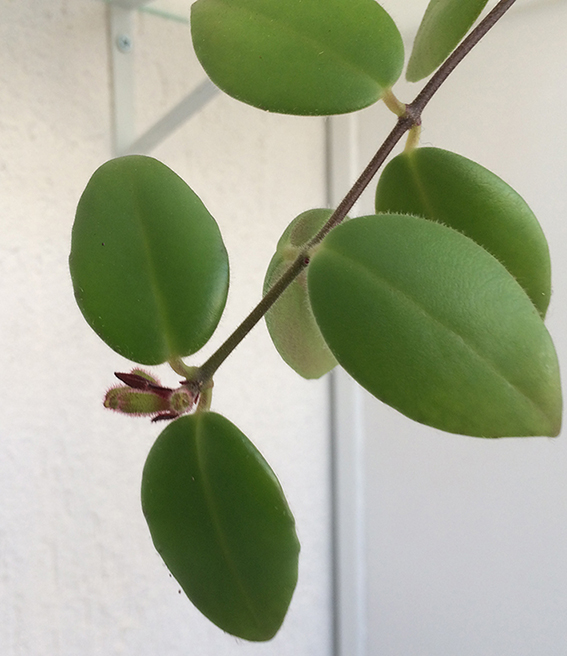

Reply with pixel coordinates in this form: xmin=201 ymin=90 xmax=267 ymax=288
xmin=375 ymin=147 xmax=551 ymax=316
xmin=142 ymin=412 xmax=300 ymax=641
xmin=406 ymin=0 xmax=489 ymax=82
xmin=308 ymin=214 xmax=562 ymax=438
xmin=264 ymin=209 xmax=338 ymax=379
xmin=191 ymin=0 xmax=404 ymax=115
xmin=69 ymin=156 xmax=229 ymax=365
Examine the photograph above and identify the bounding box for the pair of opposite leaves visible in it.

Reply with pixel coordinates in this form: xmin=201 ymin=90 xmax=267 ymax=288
xmin=70 ymin=155 xmax=299 ymax=641
xmin=266 ymin=147 xmax=561 ymax=439
xmin=191 ymin=0 xmax=491 ymax=115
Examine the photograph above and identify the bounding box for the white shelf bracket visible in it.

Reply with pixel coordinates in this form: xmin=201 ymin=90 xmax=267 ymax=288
xmin=107 ymin=2 xmax=219 ymax=156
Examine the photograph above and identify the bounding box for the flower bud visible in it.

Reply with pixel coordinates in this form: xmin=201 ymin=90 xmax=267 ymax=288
xmin=104 ymin=367 xmax=200 ymax=421
xmin=104 ymin=386 xmax=170 ymax=416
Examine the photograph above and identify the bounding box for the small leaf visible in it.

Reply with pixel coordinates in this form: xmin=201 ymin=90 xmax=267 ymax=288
xmin=308 ymin=214 xmax=562 ymax=438
xmin=375 ymin=147 xmax=552 ymax=316
xmin=70 ymin=156 xmax=229 ymax=365
xmin=191 ymin=0 xmax=404 ymax=115
xmin=264 ymin=209 xmax=338 ymax=379
xmin=406 ymin=0 xmax=489 ymax=82
xmin=142 ymin=412 xmax=300 ymax=641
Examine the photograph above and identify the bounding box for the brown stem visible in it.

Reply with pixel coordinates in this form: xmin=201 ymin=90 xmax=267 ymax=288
xmin=196 ymin=254 xmax=307 ymax=383
xmin=193 ymin=0 xmax=519 ymax=386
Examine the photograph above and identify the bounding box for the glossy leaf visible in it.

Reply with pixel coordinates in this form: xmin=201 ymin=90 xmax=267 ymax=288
xmin=191 ymin=0 xmax=404 ymax=115
xmin=264 ymin=209 xmax=338 ymax=379
xmin=406 ymin=0 xmax=489 ymax=82
xmin=375 ymin=147 xmax=551 ymax=316
xmin=308 ymin=214 xmax=562 ymax=438
xmin=70 ymin=156 xmax=229 ymax=365
xmin=142 ymin=412 xmax=300 ymax=641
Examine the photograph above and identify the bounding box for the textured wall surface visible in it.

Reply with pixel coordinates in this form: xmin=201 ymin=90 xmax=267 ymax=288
xmin=0 ymin=2 xmax=332 ymax=654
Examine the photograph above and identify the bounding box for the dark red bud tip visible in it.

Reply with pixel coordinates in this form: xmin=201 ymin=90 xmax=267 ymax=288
xmin=114 ymin=370 xmax=173 ymax=398
xmin=115 ymin=371 xmax=153 ymax=389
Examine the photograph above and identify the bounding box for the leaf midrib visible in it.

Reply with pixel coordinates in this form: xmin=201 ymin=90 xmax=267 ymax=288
xmin=131 ymin=178 xmax=175 ymax=360
xmin=214 ymin=0 xmax=383 ymax=89
xmin=322 ymin=246 xmax=549 ymax=424
xmin=194 ymin=416 xmax=264 ymax=631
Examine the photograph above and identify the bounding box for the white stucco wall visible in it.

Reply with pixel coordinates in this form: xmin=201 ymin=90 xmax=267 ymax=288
xmin=0 ymin=2 xmax=332 ymax=654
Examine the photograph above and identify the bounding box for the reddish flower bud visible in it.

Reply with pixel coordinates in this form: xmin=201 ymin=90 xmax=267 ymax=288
xmin=104 ymin=368 xmax=200 ymax=420
xmin=104 ymin=387 xmax=171 ymax=416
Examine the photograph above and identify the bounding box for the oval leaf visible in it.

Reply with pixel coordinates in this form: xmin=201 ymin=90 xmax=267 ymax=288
xmin=308 ymin=214 xmax=562 ymax=437
xmin=264 ymin=209 xmax=338 ymax=379
xmin=375 ymin=147 xmax=551 ymax=316
xmin=142 ymin=412 xmax=300 ymax=641
xmin=70 ymin=156 xmax=229 ymax=365
xmin=191 ymin=0 xmax=404 ymax=115
xmin=406 ymin=0 xmax=489 ymax=82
